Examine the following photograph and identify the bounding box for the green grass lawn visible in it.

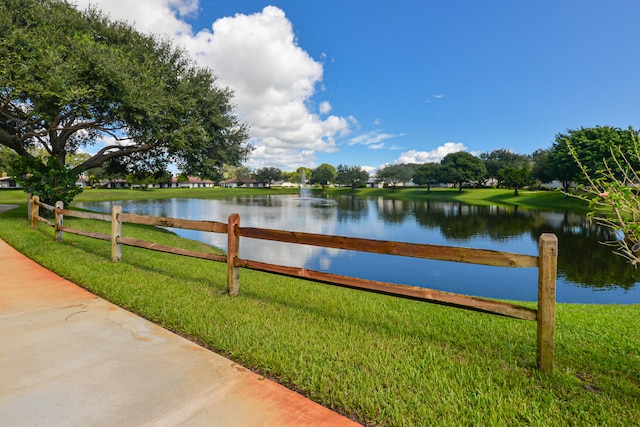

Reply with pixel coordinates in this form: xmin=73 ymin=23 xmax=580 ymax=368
xmin=0 ymin=190 xmax=638 ymax=426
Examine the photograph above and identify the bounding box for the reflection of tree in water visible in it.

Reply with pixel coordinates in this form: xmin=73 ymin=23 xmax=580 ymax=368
xmin=531 ymin=213 xmax=640 ymax=290
xmin=412 ymin=201 xmax=536 ymax=241
xmin=307 ymin=203 xmax=336 ymax=222
xmin=376 ymin=198 xmax=640 ymax=291
xmin=374 ymin=198 xmax=413 ymax=224
xmin=223 ymin=195 xmax=286 ymax=208
xmin=334 ymin=195 xmax=369 ymax=222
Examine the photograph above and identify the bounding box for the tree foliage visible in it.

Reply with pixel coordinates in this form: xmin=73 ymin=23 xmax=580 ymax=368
xmin=440 ymin=152 xmax=486 ymax=191
xmin=0 ymin=146 xmax=18 ymax=176
xmin=335 ymin=164 xmax=369 ymax=190
xmin=547 ymin=126 xmax=640 ymax=191
xmin=497 ymin=167 xmax=532 ymax=196
xmin=0 ymin=0 xmax=251 ymax=204
xmin=287 ymin=166 xmax=313 ymax=187
xmin=310 ymin=163 xmax=337 ymax=187
xmin=13 ymin=156 xmax=82 ymax=206
xmin=480 ymin=149 xmax=531 ymax=183
xmin=412 ymin=163 xmax=442 ymax=192
xmin=254 ymin=167 xmax=282 ymax=186
xmin=567 ymin=130 xmax=640 ymax=266
xmin=530 ymin=149 xmax=553 ymax=185
xmin=376 ymin=164 xmax=416 ymax=191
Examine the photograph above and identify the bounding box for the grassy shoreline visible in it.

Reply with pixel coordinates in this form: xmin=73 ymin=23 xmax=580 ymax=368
xmin=1 ymin=189 xmax=638 ymax=426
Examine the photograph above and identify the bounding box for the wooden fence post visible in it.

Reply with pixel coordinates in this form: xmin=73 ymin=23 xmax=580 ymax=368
xmin=227 ymin=213 xmax=240 ymax=296
xmin=55 ymin=201 xmax=64 ymax=242
xmin=30 ymin=195 xmax=39 ymax=229
xmin=27 ymin=194 xmax=32 ymax=221
xmin=111 ymin=205 xmax=122 ymax=262
xmin=537 ymin=233 xmax=558 ymax=373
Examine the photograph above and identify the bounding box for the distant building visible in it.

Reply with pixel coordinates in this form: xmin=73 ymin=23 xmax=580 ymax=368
xmin=365 ymin=178 xmax=384 ymax=188
xmin=75 ymin=177 xmax=89 ymax=188
xmin=176 ymin=176 xmax=215 ymax=188
xmin=101 ymin=178 xmax=129 ymax=189
xmin=278 ymin=181 xmax=299 ymax=188
xmin=540 ymin=180 xmax=565 ymax=190
xmin=219 ymin=177 xmax=266 ymax=188
xmin=0 ymin=177 xmax=20 ymax=189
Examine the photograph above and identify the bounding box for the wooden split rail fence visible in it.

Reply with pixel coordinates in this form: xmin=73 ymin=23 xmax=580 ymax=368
xmin=29 ymin=195 xmax=558 ymax=372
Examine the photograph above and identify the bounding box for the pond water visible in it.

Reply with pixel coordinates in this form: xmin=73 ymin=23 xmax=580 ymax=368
xmin=76 ymin=194 xmax=640 ymax=304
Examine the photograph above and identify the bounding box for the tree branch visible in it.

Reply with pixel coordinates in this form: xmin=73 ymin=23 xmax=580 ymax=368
xmin=76 ymin=143 xmax=152 ymax=171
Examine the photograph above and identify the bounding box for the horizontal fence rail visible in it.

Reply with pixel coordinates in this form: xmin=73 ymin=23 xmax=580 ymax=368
xmin=28 ymin=195 xmax=558 ymax=372
xmin=236 ymin=226 xmax=539 ymax=268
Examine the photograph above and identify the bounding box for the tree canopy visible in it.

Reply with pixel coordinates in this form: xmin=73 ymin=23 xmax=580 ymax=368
xmin=497 ymin=167 xmax=532 ymax=196
xmin=547 ymin=126 xmax=640 ymax=191
xmin=254 ymin=167 xmax=282 ymax=186
xmin=0 ymin=0 xmax=251 ymax=204
xmin=335 ymin=164 xmax=369 ymax=190
xmin=376 ymin=164 xmax=416 ymax=191
xmin=310 ymin=163 xmax=337 ymax=187
xmin=440 ymin=152 xmax=486 ymax=191
xmin=480 ymin=149 xmax=531 ymax=183
xmin=412 ymin=163 xmax=442 ymax=192
xmin=530 ymin=149 xmax=553 ymax=185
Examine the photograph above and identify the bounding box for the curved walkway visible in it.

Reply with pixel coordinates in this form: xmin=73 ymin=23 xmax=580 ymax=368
xmin=0 ymin=205 xmax=360 ymax=426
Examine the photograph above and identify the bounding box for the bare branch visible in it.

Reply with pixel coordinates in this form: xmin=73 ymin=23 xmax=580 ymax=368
xmin=76 ymin=143 xmax=152 ymax=171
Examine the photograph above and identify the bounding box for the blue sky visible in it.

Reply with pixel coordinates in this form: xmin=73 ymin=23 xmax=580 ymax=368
xmin=75 ymin=0 xmax=640 ymax=173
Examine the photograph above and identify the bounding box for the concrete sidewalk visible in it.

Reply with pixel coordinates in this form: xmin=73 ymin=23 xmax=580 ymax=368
xmin=0 ymin=214 xmax=360 ymax=426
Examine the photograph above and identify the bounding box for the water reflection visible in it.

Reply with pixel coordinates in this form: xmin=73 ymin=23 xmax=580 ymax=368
xmin=75 ymin=195 xmax=640 ymax=303
xmin=404 ymin=200 xmax=640 ymax=290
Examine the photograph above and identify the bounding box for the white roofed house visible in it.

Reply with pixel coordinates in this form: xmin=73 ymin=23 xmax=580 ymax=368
xmin=219 ymin=177 xmax=266 ymax=188
xmin=179 ymin=177 xmax=215 ymax=188
xmin=0 ymin=176 xmax=20 ymax=189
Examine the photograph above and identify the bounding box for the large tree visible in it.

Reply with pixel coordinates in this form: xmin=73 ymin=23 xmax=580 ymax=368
xmin=254 ymin=167 xmax=282 ymax=186
xmin=0 ymin=0 xmax=251 ymax=204
xmin=547 ymin=126 xmax=640 ymax=191
xmin=440 ymin=152 xmax=486 ymax=191
xmin=530 ymin=148 xmax=554 ymax=185
xmin=480 ymin=149 xmax=531 ymax=184
xmin=376 ymin=164 xmax=416 ymax=191
xmin=497 ymin=166 xmax=532 ymax=196
xmin=310 ymin=163 xmax=337 ymax=187
xmin=412 ymin=162 xmax=442 ymax=192
xmin=335 ymin=164 xmax=369 ymax=190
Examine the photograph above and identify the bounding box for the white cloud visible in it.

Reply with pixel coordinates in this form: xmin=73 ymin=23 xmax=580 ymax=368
xmin=319 ymin=101 xmax=332 ymax=115
xmin=395 ymin=142 xmax=467 ymax=164
xmin=73 ymin=2 xmax=353 ymax=171
xmin=361 ymin=165 xmax=376 ymax=175
xmin=74 ymin=0 xmax=195 ymax=36
xmin=248 ymin=144 xmax=317 ymax=172
xmin=348 ymin=130 xmax=403 ymax=148
xmin=426 ymin=94 xmax=446 ymax=103
xmin=183 ymin=6 xmax=354 ymax=170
